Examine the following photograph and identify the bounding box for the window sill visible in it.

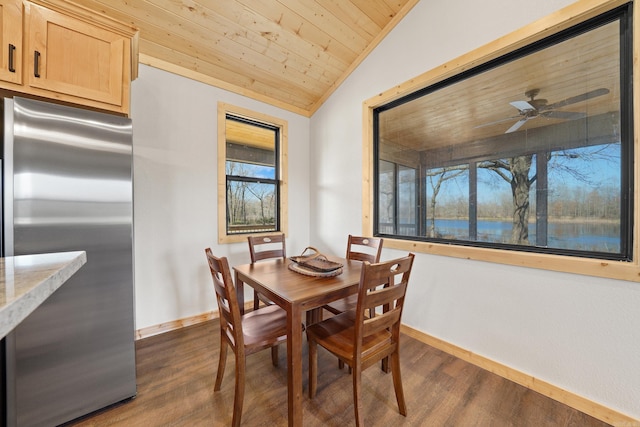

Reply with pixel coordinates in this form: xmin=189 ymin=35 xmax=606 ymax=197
xmin=382 ymin=237 xmax=640 ymax=282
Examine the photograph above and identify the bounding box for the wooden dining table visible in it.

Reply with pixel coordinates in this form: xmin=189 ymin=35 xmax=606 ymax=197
xmin=233 ymin=256 xmax=363 ymax=427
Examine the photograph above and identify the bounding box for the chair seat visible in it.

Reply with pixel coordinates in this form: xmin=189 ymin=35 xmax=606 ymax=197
xmin=306 ymin=311 xmax=392 ymax=365
xmin=241 ymin=304 xmax=288 ymax=351
xmin=324 ymin=294 xmax=358 ymax=315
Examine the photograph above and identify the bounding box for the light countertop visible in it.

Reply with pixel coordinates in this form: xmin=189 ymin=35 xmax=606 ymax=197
xmin=0 ymin=251 xmax=87 ymax=339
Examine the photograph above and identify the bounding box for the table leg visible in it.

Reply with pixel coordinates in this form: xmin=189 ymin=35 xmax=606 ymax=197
xmin=234 ymin=272 xmax=245 ymax=315
xmin=287 ymin=305 xmax=303 ymax=426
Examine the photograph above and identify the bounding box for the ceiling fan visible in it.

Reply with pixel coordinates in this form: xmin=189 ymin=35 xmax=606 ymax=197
xmin=480 ymin=87 xmax=610 ymax=133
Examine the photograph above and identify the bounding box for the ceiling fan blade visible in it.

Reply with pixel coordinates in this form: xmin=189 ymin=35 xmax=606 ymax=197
xmin=474 ymin=115 xmax=521 ymax=129
xmin=543 ymin=110 xmax=587 ymax=120
xmin=506 ymin=117 xmax=529 ymax=133
xmin=510 ymin=100 xmax=536 ymax=112
xmin=543 ymin=88 xmax=610 ymax=110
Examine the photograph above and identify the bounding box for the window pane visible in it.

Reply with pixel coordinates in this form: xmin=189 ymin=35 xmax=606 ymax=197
xmin=477 ymin=157 xmax=536 ymax=244
xmin=227 ymin=180 xmax=277 ymax=234
xmin=477 ymin=162 xmax=516 ymax=236
xmin=425 ymin=166 xmax=469 ymax=239
xmin=378 ymin=160 xmax=395 ymax=234
xmin=398 ymin=166 xmax=417 ymax=236
xmin=547 ymin=143 xmax=621 ymax=253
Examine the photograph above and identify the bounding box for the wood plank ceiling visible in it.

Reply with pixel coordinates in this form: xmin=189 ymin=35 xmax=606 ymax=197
xmin=378 ymin=15 xmax=621 ymax=153
xmin=67 ymin=0 xmax=419 ymax=117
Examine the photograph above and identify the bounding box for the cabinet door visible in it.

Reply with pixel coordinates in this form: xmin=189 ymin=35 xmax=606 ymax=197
xmin=0 ymin=0 xmax=23 ymax=84
xmin=26 ymin=2 xmax=125 ymax=106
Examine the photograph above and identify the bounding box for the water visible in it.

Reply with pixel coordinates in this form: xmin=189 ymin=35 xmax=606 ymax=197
xmin=428 ymin=219 xmax=621 ymax=253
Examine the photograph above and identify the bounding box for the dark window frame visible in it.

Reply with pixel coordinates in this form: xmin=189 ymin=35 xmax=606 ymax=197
xmin=225 ymin=114 xmax=281 ymax=235
xmin=372 ymin=4 xmax=634 ymax=262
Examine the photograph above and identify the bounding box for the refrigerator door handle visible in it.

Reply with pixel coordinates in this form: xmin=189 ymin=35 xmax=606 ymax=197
xmin=2 ymin=99 xmax=14 ymax=257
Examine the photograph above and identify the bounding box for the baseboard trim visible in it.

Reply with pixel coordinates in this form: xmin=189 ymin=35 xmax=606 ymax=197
xmin=136 ymin=313 xmax=637 ymax=425
xmin=400 ymin=324 xmax=638 ymax=426
xmin=134 ymin=311 xmax=216 ymax=340
xmin=135 ymin=302 xmax=256 ymax=339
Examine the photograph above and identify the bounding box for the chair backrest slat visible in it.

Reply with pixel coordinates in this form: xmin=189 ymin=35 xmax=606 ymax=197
xmin=248 ymin=234 xmax=286 ymax=263
xmin=252 ymin=248 xmax=284 ymax=261
xmin=365 ymin=283 xmax=405 ymax=308
xmin=346 ymin=235 xmax=383 ymax=264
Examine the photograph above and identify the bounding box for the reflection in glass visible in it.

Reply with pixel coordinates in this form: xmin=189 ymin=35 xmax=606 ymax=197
xmin=425 ymin=166 xmax=469 ymax=239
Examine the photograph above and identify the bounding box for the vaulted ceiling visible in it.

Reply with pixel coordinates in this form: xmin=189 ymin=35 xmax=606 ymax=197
xmin=68 ymin=0 xmax=419 ymax=117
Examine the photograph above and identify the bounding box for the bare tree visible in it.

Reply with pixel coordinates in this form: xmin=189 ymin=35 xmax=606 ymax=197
xmin=476 ymin=144 xmax=619 ymax=245
xmin=426 ymin=166 xmax=467 ymax=237
xmin=479 ymin=155 xmax=535 ymax=244
xmin=226 ymin=162 xmax=249 ymax=226
xmin=246 ymin=183 xmax=275 ymax=225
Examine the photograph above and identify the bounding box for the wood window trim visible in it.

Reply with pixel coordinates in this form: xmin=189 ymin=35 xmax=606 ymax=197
xmin=362 ymin=0 xmax=640 ymax=282
xmin=217 ymin=102 xmax=288 ymax=244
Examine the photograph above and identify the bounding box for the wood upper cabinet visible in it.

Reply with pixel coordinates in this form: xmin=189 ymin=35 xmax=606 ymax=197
xmin=0 ymin=0 xmax=137 ymax=115
xmin=0 ymin=0 xmax=23 ymax=84
xmin=26 ymin=2 xmax=126 ymax=107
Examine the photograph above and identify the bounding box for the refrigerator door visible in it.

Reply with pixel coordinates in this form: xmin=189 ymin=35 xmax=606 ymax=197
xmin=3 ymin=97 xmax=136 ymax=426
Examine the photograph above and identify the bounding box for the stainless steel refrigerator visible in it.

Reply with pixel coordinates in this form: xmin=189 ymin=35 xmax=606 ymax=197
xmin=1 ymin=97 xmax=136 ymax=426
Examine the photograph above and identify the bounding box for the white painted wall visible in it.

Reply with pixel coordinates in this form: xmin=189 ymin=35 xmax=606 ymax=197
xmin=310 ymin=0 xmax=640 ymax=419
xmin=130 ymin=65 xmax=311 ymax=332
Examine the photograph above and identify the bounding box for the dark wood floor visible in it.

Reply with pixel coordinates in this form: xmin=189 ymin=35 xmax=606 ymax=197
xmin=67 ymin=318 xmax=611 ymax=427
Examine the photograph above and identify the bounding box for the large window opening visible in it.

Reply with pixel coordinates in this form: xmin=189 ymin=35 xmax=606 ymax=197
xmin=373 ymin=5 xmax=633 ymax=261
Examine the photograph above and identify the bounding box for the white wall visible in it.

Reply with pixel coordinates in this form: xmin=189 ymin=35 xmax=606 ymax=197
xmin=130 ymin=65 xmax=311 ymax=331
xmin=310 ymin=0 xmax=640 ymax=419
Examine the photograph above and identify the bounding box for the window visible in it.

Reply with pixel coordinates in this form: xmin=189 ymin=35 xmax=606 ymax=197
xmin=364 ymin=1 xmax=639 ymax=280
xmin=379 ymin=160 xmax=419 ymax=236
xmin=218 ymin=103 xmax=288 ymax=244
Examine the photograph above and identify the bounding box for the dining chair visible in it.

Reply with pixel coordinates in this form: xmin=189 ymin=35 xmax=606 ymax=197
xmin=247 ymin=233 xmax=286 ymax=310
xmin=323 ymin=235 xmax=383 ymax=316
xmin=306 ymin=253 xmax=415 ymax=427
xmin=205 ymin=248 xmax=288 ymax=427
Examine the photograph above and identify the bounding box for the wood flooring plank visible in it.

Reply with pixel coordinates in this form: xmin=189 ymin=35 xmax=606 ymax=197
xmin=64 ymin=319 xmax=612 ymax=427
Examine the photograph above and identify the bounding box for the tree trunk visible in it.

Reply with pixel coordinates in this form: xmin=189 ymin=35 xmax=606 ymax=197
xmin=509 ymin=155 xmax=532 ymax=244
xmin=429 ymin=194 xmax=437 ymax=237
